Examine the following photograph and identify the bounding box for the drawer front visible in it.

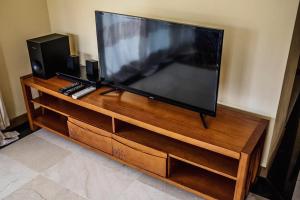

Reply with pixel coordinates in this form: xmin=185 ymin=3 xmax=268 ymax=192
xmin=112 ymin=139 xmax=167 ymax=177
xmin=112 ymin=134 xmax=167 ymax=158
xmin=68 ymin=121 xmax=112 ymax=155
xmin=68 ymin=117 xmax=111 ymax=138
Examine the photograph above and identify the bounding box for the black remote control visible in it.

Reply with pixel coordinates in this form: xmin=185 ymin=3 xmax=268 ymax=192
xmin=58 ymin=82 xmax=80 ymax=93
xmin=63 ymin=84 xmax=87 ymax=96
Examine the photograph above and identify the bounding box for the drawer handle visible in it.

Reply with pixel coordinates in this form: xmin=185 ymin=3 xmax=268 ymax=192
xmin=113 ymin=148 xmax=126 ymax=159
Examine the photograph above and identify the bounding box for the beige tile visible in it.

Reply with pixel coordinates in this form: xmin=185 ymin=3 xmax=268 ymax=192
xmin=33 ymin=129 xmax=84 ymax=153
xmin=119 ymin=174 xmax=202 ymax=200
xmin=293 ymin=181 xmax=300 ymax=200
xmin=43 ymin=151 xmax=141 ymax=200
xmin=0 ymin=134 xmax=71 ymax=172
xmin=3 ymin=175 xmax=87 ymax=200
xmin=0 ymin=154 xmax=38 ymax=199
xmin=246 ymin=192 xmax=269 ymax=200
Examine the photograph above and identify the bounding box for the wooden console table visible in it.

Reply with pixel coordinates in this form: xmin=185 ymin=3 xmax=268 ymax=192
xmin=21 ymin=74 xmax=268 ymax=200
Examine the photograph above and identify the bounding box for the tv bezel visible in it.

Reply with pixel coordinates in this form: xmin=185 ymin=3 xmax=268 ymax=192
xmin=95 ymin=10 xmax=224 ymax=117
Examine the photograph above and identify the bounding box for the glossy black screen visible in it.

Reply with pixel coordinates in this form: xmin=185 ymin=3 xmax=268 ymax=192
xmin=95 ymin=11 xmax=223 ymax=115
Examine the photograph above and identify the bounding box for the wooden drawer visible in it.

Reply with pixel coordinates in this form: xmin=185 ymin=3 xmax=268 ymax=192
xmin=68 ymin=117 xmax=112 ymax=138
xmin=112 ymin=139 xmax=167 ymax=177
xmin=68 ymin=120 xmax=112 ymax=155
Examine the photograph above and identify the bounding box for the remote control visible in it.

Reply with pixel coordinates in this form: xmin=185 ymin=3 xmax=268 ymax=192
xmin=63 ymin=84 xmax=86 ymax=96
xmin=72 ymin=86 xmax=96 ymax=99
xmin=58 ymin=82 xmax=80 ymax=93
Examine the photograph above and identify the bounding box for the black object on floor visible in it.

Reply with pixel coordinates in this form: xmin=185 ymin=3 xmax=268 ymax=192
xmin=251 ymin=95 xmax=300 ymax=200
xmin=0 ymin=121 xmax=34 ymax=149
xmin=251 ymin=177 xmax=284 ymax=200
xmin=267 ymin=94 xmax=300 ymax=200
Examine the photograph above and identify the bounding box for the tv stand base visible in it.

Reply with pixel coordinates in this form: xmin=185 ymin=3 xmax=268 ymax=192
xmin=99 ymin=87 xmax=123 ymax=95
xmin=200 ymin=113 xmax=208 ymax=129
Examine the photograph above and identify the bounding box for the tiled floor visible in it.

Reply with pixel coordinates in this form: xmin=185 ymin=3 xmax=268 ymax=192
xmin=0 ymin=129 xmax=269 ymax=200
xmin=293 ymin=173 xmax=300 ymax=200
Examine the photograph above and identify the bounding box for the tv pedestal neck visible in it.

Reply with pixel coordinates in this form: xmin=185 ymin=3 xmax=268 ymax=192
xmin=99 ymin=87 xmax=123 ymax=96
xmin=21 ymin=74 xmax=268 ymax=200
xmin=200 ymin=113 xmax=208 ymax=129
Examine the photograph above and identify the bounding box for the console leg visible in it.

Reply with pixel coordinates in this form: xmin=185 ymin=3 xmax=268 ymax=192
xmin=200 ymin=114 xmax=208 ymax=129
xmin=100 ymin=88 xmax=118 ymax=95
xmin=20 ymin=78 xmax=38 ymax=131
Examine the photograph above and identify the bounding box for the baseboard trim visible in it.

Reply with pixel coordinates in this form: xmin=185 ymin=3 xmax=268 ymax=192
xmin=259 ymin=166 xmax=269 ymax=178
xmin=3 ymin=113 xmax=28 ymax=132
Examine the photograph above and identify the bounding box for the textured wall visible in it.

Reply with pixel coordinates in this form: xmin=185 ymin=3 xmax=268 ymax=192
xmin=0 ymin=0 xmax=51 ymax=118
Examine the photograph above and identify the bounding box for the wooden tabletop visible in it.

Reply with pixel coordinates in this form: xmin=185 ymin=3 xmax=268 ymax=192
xmin=22 ymin=75 xmax=268 ymax=159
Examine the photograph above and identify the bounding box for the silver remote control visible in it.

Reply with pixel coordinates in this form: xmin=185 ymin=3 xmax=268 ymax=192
xmin=71 ymin=86 xmax=96 ymax=99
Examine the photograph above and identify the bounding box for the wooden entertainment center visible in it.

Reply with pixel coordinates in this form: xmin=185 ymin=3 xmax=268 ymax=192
xmin=21 ymin=74 xmax=268 ymax=200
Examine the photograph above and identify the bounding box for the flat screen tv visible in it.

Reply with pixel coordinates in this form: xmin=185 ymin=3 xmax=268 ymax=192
xmin=95 ymin=11 xmax=224 ymax=118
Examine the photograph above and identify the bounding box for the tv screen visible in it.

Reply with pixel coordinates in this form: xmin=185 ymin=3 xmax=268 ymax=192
xmin=95 ymin=11 xmax=224 ymax=116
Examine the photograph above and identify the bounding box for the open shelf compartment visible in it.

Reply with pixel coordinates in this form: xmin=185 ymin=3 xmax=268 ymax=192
xmin=169 ymin=158 xmax=235 ymax=200
xmin=113 ymin=119 xmax=239 ymax=180
xmin=33 ymin=109 xmax=69 ymax=137
xmin=31 ymin=93 xmax=113 ymax=133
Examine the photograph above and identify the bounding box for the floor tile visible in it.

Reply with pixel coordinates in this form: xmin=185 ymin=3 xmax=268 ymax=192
xmin=33 ymin=129 xmax=84 ymax=153
xmin=0 ymin=128 xmax=270 ymax=200
xmin=246 ymin=192 xmax=269 ymax=200
xmin=0 ymin=154 xmax=38 ymax=199
xmin=293 ymin=181 xmax=300 ymax=200
xmin=0 ymin=134 xmax=71 ymax=172
xmin=3 ymin=175 xmax=87 ymax=200
xmin=119 ymin=174 xmax=202 ymax=200
xmin=43 ymin=152 xmax=141 ymax=200
xmin=34 ymin=128 xmax=129 ymax=170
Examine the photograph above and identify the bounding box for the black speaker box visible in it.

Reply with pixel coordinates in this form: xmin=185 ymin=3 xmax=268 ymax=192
xmin=27 ymin=33 xmax=70 ymax=79
xmin=86 ymin=59 xmax=99 ymax=76
xmin=67 ymin=55 xmax=80 ymax=72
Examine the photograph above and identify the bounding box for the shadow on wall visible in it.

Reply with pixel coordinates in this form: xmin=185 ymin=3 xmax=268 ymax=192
xmin=0 ymin=43 xmax=15 ymax=119
xmin=67 ymin=33 xmax=93 ymax=64
xmin=218 ymin=26 xmax=257 ymax=105
xmin=68 ymin=33 xmax=79 ymax=55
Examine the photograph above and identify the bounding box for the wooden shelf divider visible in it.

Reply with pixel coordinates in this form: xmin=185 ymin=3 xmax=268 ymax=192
xmin=33 ymin=110 xmax=69 ymax=137
xmin=31 ymin=94 xmax=113 ymax=133
xmin=169 ymin=159 xmax=235 ymax=200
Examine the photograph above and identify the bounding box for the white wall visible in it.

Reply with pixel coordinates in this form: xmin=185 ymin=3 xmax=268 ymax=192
xmin=0 ymin=0 xmax=51 ymax=118
xmin=46 ymin=0 xmax=299 ymax=167
xmin=269 ymin=6 xmax=300 ymax=164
